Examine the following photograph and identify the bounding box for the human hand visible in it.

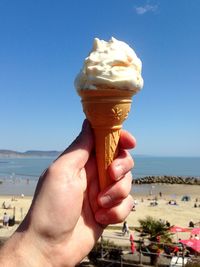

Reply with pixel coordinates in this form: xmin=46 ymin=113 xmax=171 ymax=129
xmin=0 ymin=120 xmax=136 ymax=267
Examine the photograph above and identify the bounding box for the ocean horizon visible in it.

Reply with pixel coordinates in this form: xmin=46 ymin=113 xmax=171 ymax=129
xmin=0 ymin=156 xmax=199 ymax=196
xmin=0 ymin=156 xmax=200 ymax=180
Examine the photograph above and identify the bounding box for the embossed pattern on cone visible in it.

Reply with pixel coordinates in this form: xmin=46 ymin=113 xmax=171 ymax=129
xmin=78 ymin=89 xmax=134 ymax=190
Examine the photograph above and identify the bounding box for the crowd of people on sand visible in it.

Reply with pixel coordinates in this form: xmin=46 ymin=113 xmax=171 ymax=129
xmin=133 ymin=191 xmax=200 ymax=212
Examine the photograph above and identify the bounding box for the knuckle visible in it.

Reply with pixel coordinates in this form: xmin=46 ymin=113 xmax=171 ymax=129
xmin=119 ymin=180 xmax=131 ymax=199
xmin=127 ymin=154 xmax=134 ymax=168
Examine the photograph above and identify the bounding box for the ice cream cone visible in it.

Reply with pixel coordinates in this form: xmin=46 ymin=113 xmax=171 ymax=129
xmin=78 ymin=88 xmax=134 ymax=190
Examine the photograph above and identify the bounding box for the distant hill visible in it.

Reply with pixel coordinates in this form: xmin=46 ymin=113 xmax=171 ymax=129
xmin=0 ymin=149 xmax=60 ymax=158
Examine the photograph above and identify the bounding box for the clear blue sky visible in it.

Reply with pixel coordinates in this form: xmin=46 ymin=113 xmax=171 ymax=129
xmin=0 ymin=0 xmax=200 ymax=156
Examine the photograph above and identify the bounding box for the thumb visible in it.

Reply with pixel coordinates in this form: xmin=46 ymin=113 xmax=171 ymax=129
xmin=58 ymin=119 xmax=94 ymax=169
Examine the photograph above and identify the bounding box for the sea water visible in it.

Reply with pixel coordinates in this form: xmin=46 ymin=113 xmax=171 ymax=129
xmin=0 ymin=158 xmax=55 ymax=195
xmin=0 ymin=156 xmax=200 ymax=180
xmin=0 ymin=156 xmax=199 ymax=195
xmin=133 ymin=156 xmax=200 ymax=178
xmin=0 ymin=157 xmax=54 ymax=180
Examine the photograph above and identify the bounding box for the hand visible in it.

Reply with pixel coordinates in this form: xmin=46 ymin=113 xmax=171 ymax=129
xmin=0 ymin=120 xmax=136 ymax=267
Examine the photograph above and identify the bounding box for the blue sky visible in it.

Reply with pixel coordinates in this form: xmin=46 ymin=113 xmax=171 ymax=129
xmin=0 ymin=0 xmax=200 ymax=156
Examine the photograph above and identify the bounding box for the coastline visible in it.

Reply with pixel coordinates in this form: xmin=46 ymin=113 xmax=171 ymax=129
xmin=0 ymin=182 xmax=199 ymax=244
xmin=0 ymin=176 xmax=200 ymax=199
xmin=0 ymin=179 xmax=37 ymax=196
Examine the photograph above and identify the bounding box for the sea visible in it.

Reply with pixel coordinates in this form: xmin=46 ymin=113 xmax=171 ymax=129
xmin=0 ymin=156 xmax=199 ymax=195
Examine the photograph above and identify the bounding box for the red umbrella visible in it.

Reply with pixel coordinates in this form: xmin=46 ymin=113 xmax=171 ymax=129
xmin=170 ymin=226 xmax=189 ymax=233
xmin=191 ymin=228 xmax=200 ymax=235
xmin=180 ymin=239 xmax=200 ymax=252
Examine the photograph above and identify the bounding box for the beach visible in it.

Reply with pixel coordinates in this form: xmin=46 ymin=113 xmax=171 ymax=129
xmin=0 ymin=195 xmax=32 ymax=240
xmin=130 ymin=184 xmax=200 ymax=227
xmin=0 ymin=183 xmax=199 ymax=244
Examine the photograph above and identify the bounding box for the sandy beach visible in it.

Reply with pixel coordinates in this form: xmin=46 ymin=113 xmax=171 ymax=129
xmin=0 ymin=184 xmax=199 ymax=244
xmin=104 ymin=184 xmax=200 ymax=245
xmin=0 ymin=195 xmax=32 ymax=239
xmin=129 ymin=184 xmax=200 ymax=227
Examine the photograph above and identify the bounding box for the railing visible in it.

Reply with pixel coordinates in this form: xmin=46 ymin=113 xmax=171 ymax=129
xmin=95 ymin=234 xmax=194 ymax=267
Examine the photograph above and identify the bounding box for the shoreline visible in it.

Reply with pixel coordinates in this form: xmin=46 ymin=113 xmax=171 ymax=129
xmin=0 ymin=183 xmax=199 ymax=246
xmin=0 ymin=174 xmax=200 ymax=197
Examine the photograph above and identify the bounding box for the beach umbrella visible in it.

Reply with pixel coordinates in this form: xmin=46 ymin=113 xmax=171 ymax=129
xmin=170 ymin=226 xmax=189 ymax=233
xmin=191 ymin=228 xmax=200 ymax=235
xmin=180 ymin=239 xmax=200 ymax=252
xmin=170 ymin=226 xmax=190 ymax=242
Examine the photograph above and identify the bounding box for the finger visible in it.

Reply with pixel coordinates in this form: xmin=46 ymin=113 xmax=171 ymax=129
xmin=55 ymin=120 xmax=94 ymax=169
xmin=119 ymin=130 xmax=136 ymax=150
xmin=108 ymin=150 xmax=134 ymax=181
xmin=98 ymin=171 xmax=132 ymax=208
xmin=95 ymin=195 xmax=134 ymax=225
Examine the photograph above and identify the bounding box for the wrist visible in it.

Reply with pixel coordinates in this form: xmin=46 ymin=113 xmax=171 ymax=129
xmin=0 ymin=229 xmax=52 ymax=267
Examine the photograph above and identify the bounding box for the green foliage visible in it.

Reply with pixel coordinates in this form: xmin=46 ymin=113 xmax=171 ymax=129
xmin=88 ymin=238 xmax=122 ymax=264
xmin=135 ymin=216 xmax=173 ymax=243
xmin=135 ymin=216 xmax=174 ymax=266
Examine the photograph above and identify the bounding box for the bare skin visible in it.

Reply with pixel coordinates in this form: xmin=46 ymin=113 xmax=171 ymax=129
xmin=0 ymin=120 xmax=136 ymax=267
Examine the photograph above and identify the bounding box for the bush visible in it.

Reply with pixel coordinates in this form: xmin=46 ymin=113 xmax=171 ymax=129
xmin=88 ymin=238 xmax=122 ymax=264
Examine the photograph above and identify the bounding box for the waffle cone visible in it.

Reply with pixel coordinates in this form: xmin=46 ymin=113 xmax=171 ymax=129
xmin=78 ymin=88 xmax=134 ymax=190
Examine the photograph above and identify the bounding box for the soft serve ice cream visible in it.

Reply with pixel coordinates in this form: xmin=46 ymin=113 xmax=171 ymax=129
xmin=75 ymin=37 xmax=143 ymax=93
xmin=75 ymin=37 xmax=143 ymax=190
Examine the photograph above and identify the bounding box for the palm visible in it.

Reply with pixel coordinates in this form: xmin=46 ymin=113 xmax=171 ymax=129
xmin=27 ymin=155 xmax=103 ymax=265
xmin=1 ymin=123 xmax=136 ymax=267
xmin=135 ymin=216 xmax=173 ymax=266
xmin=136 ymin=216 xmax=172 ymax=242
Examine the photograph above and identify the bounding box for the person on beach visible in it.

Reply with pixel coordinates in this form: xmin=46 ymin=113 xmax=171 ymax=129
xmin=189 ymin=220 xmax=194 ymax=228
xmin=122 ymin=221 xmax=129 ymax=235
xmin=0 ymin=120 xmax=136 ymax=267
xmin=3 ymin=212 xmax=9 ymax=228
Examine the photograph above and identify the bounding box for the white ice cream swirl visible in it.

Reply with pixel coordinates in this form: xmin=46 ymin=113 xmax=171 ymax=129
xmin=74 ymin=37 xmax=143 ymax=93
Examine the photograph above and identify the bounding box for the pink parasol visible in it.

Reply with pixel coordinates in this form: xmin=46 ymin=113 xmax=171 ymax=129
xmin=170 ymin=226 xmax=189 ymax=233
xmin=180 ymin=239 xmax=200 ymax=252
xmin=191 ymin=228 xmax=200 ymax=235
